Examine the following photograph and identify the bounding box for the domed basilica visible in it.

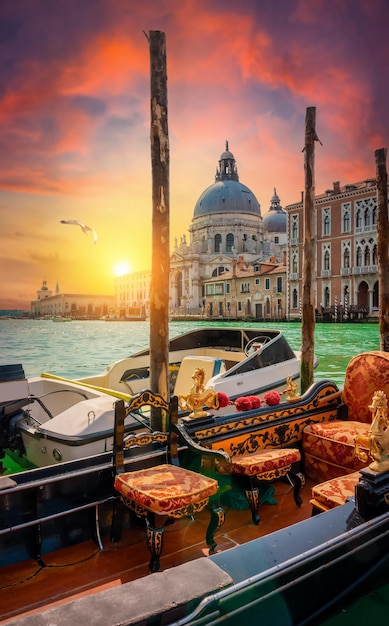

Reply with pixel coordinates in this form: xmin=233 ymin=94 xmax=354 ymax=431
xmin=170 ymin=142 xmax=286 ymax=312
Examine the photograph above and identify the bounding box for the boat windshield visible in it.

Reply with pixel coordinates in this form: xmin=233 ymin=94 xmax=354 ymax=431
xmin=223 ymin=334 xmax=296 ymax=376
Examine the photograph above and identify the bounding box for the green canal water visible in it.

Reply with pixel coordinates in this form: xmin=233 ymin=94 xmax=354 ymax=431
xmin=0 ymin=318 xmax=380 ymax=387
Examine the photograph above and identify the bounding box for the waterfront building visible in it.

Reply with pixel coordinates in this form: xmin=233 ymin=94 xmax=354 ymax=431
xmin=114 ymin=270 xmax=151 ymax=318
xmin=31 ymin=280 xmax=114 ymax=318
xmin=285 ymin=179 xmax=380 ymax=321
xmin=203 ymin=255 xmax=287 ymax=320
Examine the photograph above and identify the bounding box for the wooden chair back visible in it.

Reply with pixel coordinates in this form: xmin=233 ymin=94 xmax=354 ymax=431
xmin=113 ymin=390 xmax=179 ymax=474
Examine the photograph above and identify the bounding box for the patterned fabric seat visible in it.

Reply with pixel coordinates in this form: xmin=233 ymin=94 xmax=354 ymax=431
xmin=303 ymin=351 xmax=389 ymax=483
xmin=229 ymin=447 xmax=303 ymax=524
xmin=311 ymin=471 xmax=361 ymax=513
xmin=115 ymin=464 xmax=218 ymax=515
xmin=112 ymin=392 xmax=224 ymax=573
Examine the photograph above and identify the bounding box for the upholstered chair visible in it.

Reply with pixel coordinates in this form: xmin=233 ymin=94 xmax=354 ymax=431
xmin=303 ymin=351 xmax=389 ymax=483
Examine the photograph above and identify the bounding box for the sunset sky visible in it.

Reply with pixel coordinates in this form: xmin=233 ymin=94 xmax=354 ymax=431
xmin=1 ymin=0 xmax=389 ymax=309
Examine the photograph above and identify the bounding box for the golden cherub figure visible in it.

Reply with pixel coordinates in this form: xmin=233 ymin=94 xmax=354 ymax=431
xmin=355 ymin=390 xmax=389 ymax=472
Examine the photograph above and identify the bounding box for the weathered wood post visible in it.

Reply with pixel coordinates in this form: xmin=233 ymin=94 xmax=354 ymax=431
xmin=375 ymin=148 xmax=389 ymax=352
xmin=301 ymin=107 xmax=320 ymax=393
xmin=147 ymin=31 xmax=170 ymax=429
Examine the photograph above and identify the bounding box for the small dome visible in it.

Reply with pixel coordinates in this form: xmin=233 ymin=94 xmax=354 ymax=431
xmin=220 ymin=149 xmax=235 ymax=160
xmin=220 ymin=139 xmax=235 ymax=162
xmin=262 ymin=187 xmax=287 ymax=233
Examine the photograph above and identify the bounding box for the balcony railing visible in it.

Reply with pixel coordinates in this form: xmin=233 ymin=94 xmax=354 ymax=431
xmin=352 ymin=265 xmax=378 ymax=275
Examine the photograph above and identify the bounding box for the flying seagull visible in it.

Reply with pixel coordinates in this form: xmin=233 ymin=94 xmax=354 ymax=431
xmin=60 ymin=219 xmax=98 ymax=244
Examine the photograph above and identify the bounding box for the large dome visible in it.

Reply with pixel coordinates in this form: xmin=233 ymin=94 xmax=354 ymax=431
xmin=193 ymin=142 xmax=261 ymax=219
xmin=262 ymin=188 xmax=287 ymax=233
xmin=193 ymin=180 xmax=261 ymax=218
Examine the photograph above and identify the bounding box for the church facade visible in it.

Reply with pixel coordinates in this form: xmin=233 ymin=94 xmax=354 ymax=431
xmin=169 ymin=143 xmax=286 ymax=315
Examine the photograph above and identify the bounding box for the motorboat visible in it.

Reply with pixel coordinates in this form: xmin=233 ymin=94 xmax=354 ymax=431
xmin=0 ymin=363 xmax=143 ymax=469
xmin=77 ymin=326 xmax=305 ymax=402
xmin=52 ymin=316 xmax=72 ymax=322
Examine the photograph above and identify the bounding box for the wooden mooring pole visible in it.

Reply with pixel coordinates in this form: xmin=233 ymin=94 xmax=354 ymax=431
xmin=301 ymin=106 xmax=320 ymax=393
xmin=375 ymin=148 xmax=389 ymax=352
xmin=147 ymin=31 xmax=170 ymax=429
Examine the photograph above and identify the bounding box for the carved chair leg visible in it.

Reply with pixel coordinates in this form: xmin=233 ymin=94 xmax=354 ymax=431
xmin=245 ymin=478 xmax=260 ymax=525
xmin=206 ymin=505 xmax=225 ymax=553
xmin=145 ymin=513 xmax=165 ymax=573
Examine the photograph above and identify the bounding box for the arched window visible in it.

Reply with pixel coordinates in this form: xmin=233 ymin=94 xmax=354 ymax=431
xmin=343 ymin=248 xmax=350 ymax=268
xmin=214 ymin=234 xmax=221 ymax=253
xmin=356 ymin=247 xmax=362 ymax=267
xmin=292 ymin=288 xmax=298 ymax=309
xmin=226 ymin=233 xmax=234 ymax=252
xmin=364 ymin=208 xmax=370 ymax=227
xmin=343 ymin=211 xmax=350 ymax=232
xmin=364 ymin=246 xmax=370 ymax=266
xmin=356 ymin=210 xmax=363 ymax=228
xmin=324 ymin=287 xmax=330 ymax=308
xmin=324 ymin=250 xmax=330 ymax=270
xmin=372 ymin=244 xmax=378 ymax=265
xmin=323 ymin=215 xmax=330 ymax=236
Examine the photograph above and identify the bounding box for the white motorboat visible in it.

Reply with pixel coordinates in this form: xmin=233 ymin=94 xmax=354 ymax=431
xmin=0 ymin=364 xmax=142 ymax=468
xmin=78 ymin=326 xmax=305 ymax=403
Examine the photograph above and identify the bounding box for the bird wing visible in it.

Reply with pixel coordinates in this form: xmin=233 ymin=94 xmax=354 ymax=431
xmin=83 ymin=225 xmax=98 ymax=244
xmin=60 ymin=219 xmax=85 ymax=228
xmin=60 ymin=219 xmax=97 ymax=243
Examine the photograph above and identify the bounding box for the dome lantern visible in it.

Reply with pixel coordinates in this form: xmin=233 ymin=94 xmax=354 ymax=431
xmin=193 ymin=143 xmax=261 ymax=219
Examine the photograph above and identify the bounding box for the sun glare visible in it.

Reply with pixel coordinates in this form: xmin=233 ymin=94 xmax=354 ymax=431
xmin=113 ymin=262 xmax=131 ymax=277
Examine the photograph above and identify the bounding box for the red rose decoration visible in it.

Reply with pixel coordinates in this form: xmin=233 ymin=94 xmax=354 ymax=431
xmin=263 ymin=390 xmax=281 ymax=406
xmin=235 ymin=396 xmax=252 ymax=411
xmin=217 ymin=392 xmax=230 ymax=408
xmin=248 ymin=395 xmax=262 ymax=409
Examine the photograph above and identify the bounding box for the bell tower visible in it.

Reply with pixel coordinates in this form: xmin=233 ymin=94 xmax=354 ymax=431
xmin=36 ymin=279 xmax=52 ymax=300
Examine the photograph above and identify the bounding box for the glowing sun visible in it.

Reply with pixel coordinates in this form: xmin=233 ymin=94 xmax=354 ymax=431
xmin=113 ymin=262 xmax=131 ymax=277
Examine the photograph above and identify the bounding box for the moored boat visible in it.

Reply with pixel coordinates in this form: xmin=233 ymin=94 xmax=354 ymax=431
xmin=77 ymin=326 xmax=307 ymax=401
xmin=0 ymin=364 xmax=143 ymax=469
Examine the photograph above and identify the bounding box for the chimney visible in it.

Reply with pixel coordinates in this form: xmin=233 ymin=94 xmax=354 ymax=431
xmin=333 ymin=181 xmax=341 ymax=194
xmin=239 ymin=256 xmax=244 ymax=270
xmin=232 ymin=259 xmax=237 ymax=276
